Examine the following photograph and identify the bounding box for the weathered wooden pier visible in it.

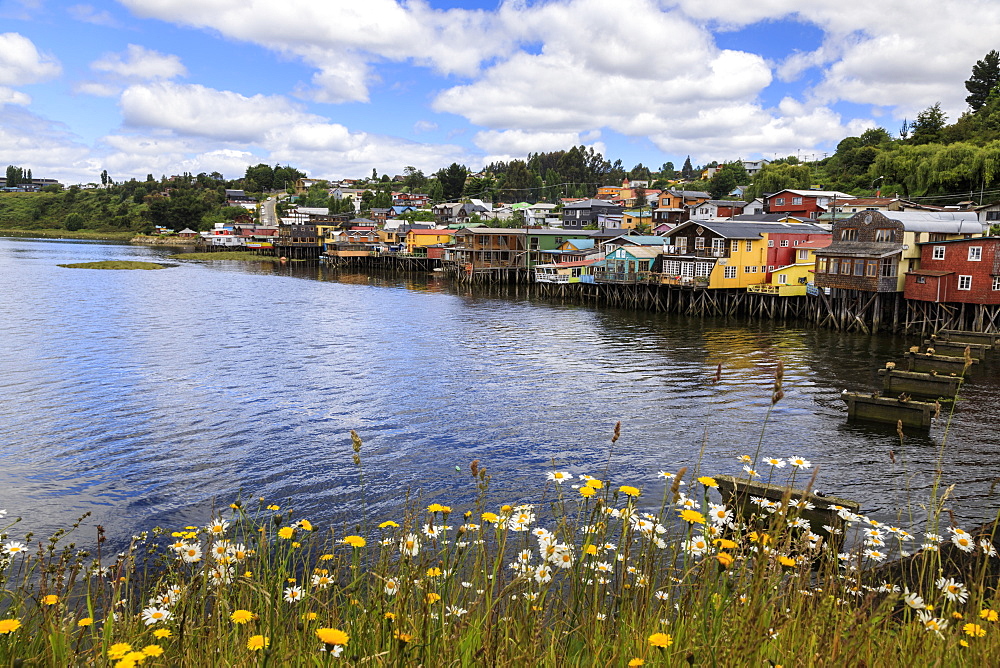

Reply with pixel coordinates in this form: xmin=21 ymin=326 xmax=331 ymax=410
xmin=841 ymin=391 xmax=939 ymax=430
xmin=877 ymin=368 xmax=963 ymax=400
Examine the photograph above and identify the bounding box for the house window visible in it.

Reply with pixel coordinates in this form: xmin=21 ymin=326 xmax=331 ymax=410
xmin=840 ymin=228 xmax=859 ymax=241
xmin=695 ymin=237 xmax=705 ymax=250
xmin=745 ymin=240 xmax=753 ymax=252
xmin=958 ymin=275 xmax=972 ymax=290
xmin=867 ymin=260 xmax=878 ymax=277
xmin=880 ymin=258 xmax=896 ymax=277
xmin=780 ymin=240 xmax=789 ymax=247
xmin=774 ymin=197 xmax=785 ymax=205
xmin=750 ymin=266 xmax=758 ymax=273
xmin=916 ymin=276 xmax=927 ymax=284
xmin=969 ymin=246 xmax=983 ymax=261
xmin=818 ymin=258 xmax=828 ymax=273
xmin=854 ymin=261 xmax=864 ymax=276
xmin=664 ymin=260 xmax=681 ymax=275
xmin=767 ymin=240 xmax=774 ymax=247
xmin=840 ymin=259 xmax=852 ymax=275
xmin=768 ymin=265 xmax=774 ymax=272
xmin=792 ymin=197 xmax=803 ymax=205
xmin=874 ymin=228 xmax=895 ymax=242
xmin=798 ymin=250 xmax=809 ymax=261
xmin=731 ymin=240 xmax=740 ymax=252
xmin=993 ymin=276 xmax=1000 ymax=290
xmin=744 ymin=266 xmax=752 ymax=274
xmin=829 ymin=258 xmax=840 ymax=274
xmin=676 ymin=237 xmax=688 ymax=253
xmin=932 ymin=246 xmax=945 ymax=260
xmin=696 ymin=262 xmax=712 ymax=277
xmin=778 ymin=274 xmax=788 ymax=284
xmin=712 ymin=238 xmax=725 ymax=255
xmin=724 ymin=266 xmax=737 ymax=279
xmin=986 ymin=211 xmax=1000 ymax=221
xmin=681 ymin=263 xmax=694 ymax=277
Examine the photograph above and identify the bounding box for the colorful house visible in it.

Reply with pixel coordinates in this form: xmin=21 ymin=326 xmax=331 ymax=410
xmin=765 ymin=189 xmax=853 ymax=220
xmin=750 ymin=239 xmax=830 ymax=296
xmin=904 ymin=237 xmax=1000 ymax=304
xmin=534 ymin=259 xmax=599 ymax=284
xmin=595 ymin=246 xmax=661 ymax=283
xmin=406 ymin=229 xmax=455 ymax=254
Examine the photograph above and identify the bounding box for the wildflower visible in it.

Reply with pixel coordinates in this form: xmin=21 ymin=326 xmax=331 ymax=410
xmin=980 ymin=539 xmax=998 ymax=557
xmin=142 ymin=645 xmax=164 ymax=657
xmin=426 ymin=567 xmax=443 ymax=577
xmin=790 ymin=517 xmax=810 ymax=530
xmin=141 ymin=607 xmax=171 ymax=625
xmin=707 ymin=504 xmax=732 ymax=526
xmin=247 ymin=635 xmax=269 ymax=651
xmin=742 ymin=466 xmax=759 ymax=477
xmin=789 ymin=457 xmax=811 ymax=469
xmin=713 ymin=538 xmax=737 ymax=549
xmin=951 ymin=533 xmax=975 ymax=553
xmin=481 ymin=512 xmax=499 ymax=524
xmin=379 ymin=520 xmax=399 ymax=528
xmin=648 ymin=632 xmax=673 ymax=648
xmin=980 ymin=609 xmax=999 ymax=622
xmin=302 ymin=612 xmax=318 ymax=621
xmin=778 ymin=555 xmax=796 ymax=568
xmin=277 ymin=527 xmax=294 ymax=540
xmin=179 ymin=544 xmax=202 ymax=563
xmin=426 ymin=592 xmax=441 ymax=604
xmin=297 ymin=519 xmax=313 ymax=531
xmin=316 ymin=627 xmax=349 ymax=645
xmin=41 ymin=594 xmax=59 ymax=605
xmin=697 ymin=476 xmax=718 ymax=488
xmin=153 ymin=629 xmax=171 ymax=639
xmin=3 ymin=540 xmax=28 ymax=554
xmin=863 ymin=549 xmax=887 ymax=563
xmin=619 ymin=485 xmax=641 ymax=498
xmin=400 ymin=534 xmax=420 ymax=557
xmin=682 ymin=537 xmax=710 ymax=556
xmin=788 ymin=499 xmax=815 ymax=511
xmin=903 ymin=591 xmax=925 ymax=610
xmin=311 ymin=573 xmax=333 ymax=588
xmin=427 ymin=503 xmax=451 ymax=513
xmin=936 ymin=577 xmax=969 ymax=604
xmin=547 ymin=471 xmax=573 ymax=483
xmin=229 ymin=609 xmax=254 ymax=624
xmin=78 ymin=617 xmax=94 ymax=627
xmin=266 ymin=504 xmax=280 ymax=510
xmin=384 ymin=579 xmax=399 ymax=595
xmin=108 ymin=643 xmax=133 ymax=660
xmin=716 ymin=552 xmax=734 ymax=568
xmin=629 ymin=659 xmax=645 ymax=666
xmin=205 ymin=518 xmax=229 ymax=535
xmin=738 ymin=455 xmax=751 ymax=463
xmin=446 ymin=605 xmax=469 ymax=617
xmin=679 ymin=509 xmax=706 ymax=525
xmin=586 ymin=478 xmax=604 ymax=489
xmin=579 ymin=486 xmax=596 ymax=498
xmin=963 ymin=623 xmax=986 ymax=637
xmin=0 ymin=619 xmax=21 ymax=634
xmin=765 ymin=457 xmax=785 ymax=468
xmin=534 ymin=565 xmax=553 ymax=583
xmin=654 ymin=590 xmax=669 ymax=601
xmin=393 ymin=630 xmax=413 ymax=642
xmin=342 ymin=535 xmax=366 ymax=548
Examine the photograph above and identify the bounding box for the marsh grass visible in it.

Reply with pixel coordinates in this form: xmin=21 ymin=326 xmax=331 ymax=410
xmin=56 ymin=261 xmax=169 ymax=270
xmin=172 ymin=252 xmax=287 ymax=262
xmin=1 ymin=361 xmax=997 ymax=666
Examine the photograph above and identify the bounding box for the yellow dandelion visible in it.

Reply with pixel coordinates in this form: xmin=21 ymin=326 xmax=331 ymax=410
xmin=302 ymin=612 xmax=318 ymax=621
xmin=230 ymin=610 xmax=254 ymax=624
xmin=0 ymin=619 xmax=21 ymax=634
xmin=41 ymin=594 xmax=59 ymax=606
xmin=153 ymin=629 xmax=171 ymax=639
xmin=713 ymin=538 xmax=737 ymax=549
xmin=679 ymin=509 xmax=706 ymax=525
xmin=385 ymin=612 xmax=396 ymax=620
xmin=379 ymin=520 xmax=399 ymax=528
xmin=343 ymin=535 xmax=366 ymax=548
xmin=697 ymin=476 xmax=718 ymax=488
xmin=579 ymin=486 xmax=596 ymax=498
xmin=427 ymin=504 xmax=452 ymax=514
xmin=394 ymin=630 xmax=413 ymax=643
xmin=316 ymin=627 xmax=349 ymax=645
xmin=586 ymin=478 xmax=604 ymax=489
xmin=979 ymin=608 xmax=998 ymax=622
xmin=247 ymin=635 xmax=269 ymax=651
xmin=142 ymin=645 xmax=164 ymax=657
xmin=584 ymin=544 xmax=598 ymax=555
xmin=716 ymin=552 xmax=734 ymax=568
xmin=482 ymin=512 xmax=499 ymax=523
xmin=619 ymin=485 xmax=641 ymax=498
xmin=963 ymin=623 xmax=986 ymax=637
xmin=629 ymin=659 xmax=645 ymax=667
xmin=108 ymin=643 xmax=133 ymax=660
xmin=299 ymin=520 xmax=313 ymax=531
xmin=426 ymin=592 xmax=441 ymax=604
xmin=320 ymin=553 xmax=334 ymax=561
xmin=778 ymin=555 xmax=796 ymax=568
xmin=77 ymin=617 xmax=94 ymax=627
xmin=648 ymin=632 xmax=673 ymax=648
xmin=277 ymin=527 xmax=294 ymax=540
xmin=266 ymin=504 xmax=280 ymax=511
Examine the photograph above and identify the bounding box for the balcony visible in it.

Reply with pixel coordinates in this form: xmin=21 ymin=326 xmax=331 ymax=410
xmin=662 ymin=248 xmax=726 ymax=258
xmin=594 ymin=271 xmax=657 ymax=284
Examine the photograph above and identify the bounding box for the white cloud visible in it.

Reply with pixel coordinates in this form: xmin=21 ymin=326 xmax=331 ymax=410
xmin=413 ymin=120 xmax=438 ymax=134
xmin=74 ymin=81 xmax=120 ymax=97
xmin=0 ymin=107 xmax=97 ymax=184
xmin=68 ymin=4 xmax=120 ymax=27
xmin=92 ymin=44 xmax=187 ymax=81
xmin=0 ymin=86 xmax=31 ymax=107
xmin=0 ymin=33 xmax=61 ymax=86
xmin=473 ymin=130 xmax=590 ymax=156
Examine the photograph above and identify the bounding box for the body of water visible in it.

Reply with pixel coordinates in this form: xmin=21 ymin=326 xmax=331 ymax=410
xmin=1 ymin=237 xmax=997 ymax=548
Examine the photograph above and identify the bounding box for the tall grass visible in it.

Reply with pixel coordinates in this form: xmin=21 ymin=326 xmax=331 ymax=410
xmin=0 ymin=364 xmax=997 ymax=666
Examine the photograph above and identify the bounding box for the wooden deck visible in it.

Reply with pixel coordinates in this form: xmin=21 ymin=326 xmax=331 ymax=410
xmin=841 ymin=390 xmax=939 ymax=429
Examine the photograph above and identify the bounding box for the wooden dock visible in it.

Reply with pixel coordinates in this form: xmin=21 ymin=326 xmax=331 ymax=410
xmin=903 ymin=350 xmax=978 ymax=375
xmin=714 ymin=475 xmax=859 ymax=552
xmin=933 ymin=329 xmax=1000 ymax=347
xmin=877 ymin=368 xmax=963 ymax=400
xmin=923 ymin=339 xmax=991 ymax=359
xmin=841 ymin=390 xmax=939 ymax=429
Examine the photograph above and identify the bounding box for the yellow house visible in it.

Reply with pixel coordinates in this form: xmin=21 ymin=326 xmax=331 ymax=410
xmin=621 ymin=209 xmax=653 ymax=229
xmin=750 ymin=239 xmax=831 ymax=296
xmin=405 ymin=228 xmax=455 ymax=254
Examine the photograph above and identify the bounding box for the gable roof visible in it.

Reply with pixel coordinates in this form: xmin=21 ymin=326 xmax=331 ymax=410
xmin=670 ymin=220 xmax=828 ymax=239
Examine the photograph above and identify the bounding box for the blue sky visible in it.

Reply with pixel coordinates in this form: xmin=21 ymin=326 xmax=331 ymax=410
xmin=1 ymin=0 xmax=997 ymax=185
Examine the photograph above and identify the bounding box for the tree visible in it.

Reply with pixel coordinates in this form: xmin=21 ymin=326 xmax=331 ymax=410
xmin=403 ymin=166 xmax=427 ymax=193
xmin=681 ymin=156 xmax=695 ymax=180
xmin=435 ymin=163 xmax=469 ymax=201
xmin=64 ymin=213 xmax=84 ymax=231
xmin=101 ymin=169 xmax=108 ymax=187
xmin=659 ymin=161 xmax=676 ymax=179
xmin=911 ymin=102 xmax=947 ymax=144
xmin=859 ymin=127 xmax=893 ymax=146
xmin=708 ymin=162 xmax=749 ymax=199
xmin=966 ymin=50 xmax=1000 ymax=112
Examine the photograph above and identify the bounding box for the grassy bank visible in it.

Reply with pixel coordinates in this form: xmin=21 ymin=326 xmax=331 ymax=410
xmin=57 ymin=261 xmax=169 ymax=270
xmin=1 ymin=424 xmax=996 ymax=666
xmin=0 ymin=227 xmax=136 ymax=241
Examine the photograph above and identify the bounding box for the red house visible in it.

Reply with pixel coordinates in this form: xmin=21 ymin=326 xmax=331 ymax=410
xmin=765 ymin=189 xmax=854 ymax=219
xmin=904 ymin=237 xmax=1000 ymax=304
